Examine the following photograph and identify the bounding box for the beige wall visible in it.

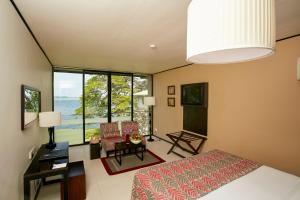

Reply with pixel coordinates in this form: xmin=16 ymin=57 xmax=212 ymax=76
xmin=0 ymin=1 xmax=52 ymax=199
xmin=153 ymin=36 xmax=300 ymax=176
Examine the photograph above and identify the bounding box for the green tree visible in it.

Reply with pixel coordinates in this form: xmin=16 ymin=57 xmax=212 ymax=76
xmin=75 ymin=75 xmax=150 ymax=135
xmin=75 ymin=75 xmax=132 ymax=117
xmin=25 ymin=89 xmax=40 ymax=112
xmin=111 ymin=76 xmax=132 ymax=116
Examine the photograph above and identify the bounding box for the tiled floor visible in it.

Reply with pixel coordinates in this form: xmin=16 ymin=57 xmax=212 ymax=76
xmin=38 ymin=137 xmax=192 ymax=200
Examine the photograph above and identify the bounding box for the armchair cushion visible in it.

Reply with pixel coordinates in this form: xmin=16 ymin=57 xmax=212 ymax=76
xmin=100 ymin=122 xmax=122 ymax=156
xmin=121 ymin=121 xmax=139 ymax=136
xmin=102 ymin=137 xmax=123 ymax=152
xmin=121 ymin=121 xmax=146 ymax=146
xmin=102 ymin=131 xmax=120 ymax=139
xmin=100 ymin=122 xmax=120 ymax=139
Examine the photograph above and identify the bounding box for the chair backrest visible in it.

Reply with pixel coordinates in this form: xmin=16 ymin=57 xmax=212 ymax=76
xmin=121 ymin=121 xmax=139 ymax=136
xmin=100 ymin=122 xmax=120 ymax=138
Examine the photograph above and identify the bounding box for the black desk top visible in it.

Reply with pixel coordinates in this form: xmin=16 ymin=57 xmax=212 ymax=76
xmin=24 ymin=142 xmax=69 ymax=179
xmin=39 ymin=142 xmax=69 ymax=161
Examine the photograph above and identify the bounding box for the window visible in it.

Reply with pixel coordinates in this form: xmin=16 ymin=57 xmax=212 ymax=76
xmin=53 ymin=69 xmax=152 ymax=145
xmin=111 ymin=74 xmax=132 ymax=123
xmin=133 ymin=76 xmax=151 ymax=135
xmin=54 ymin=72 xmax=83 ymax=145
xmin=84 ymin=73 xmax=108 ymax=142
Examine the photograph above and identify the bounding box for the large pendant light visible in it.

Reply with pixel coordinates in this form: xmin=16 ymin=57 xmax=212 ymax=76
xmin=187 ymin=0 xmax=276 ymax=64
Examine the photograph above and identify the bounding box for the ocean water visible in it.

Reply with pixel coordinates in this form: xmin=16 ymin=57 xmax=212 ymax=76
xmin=54 ymin=98 xmax=141 ymax=130
xmin=54 ymin=98 xmax=80 ymax=120
xmin=54 ymin=98 xmax=100 ymax=129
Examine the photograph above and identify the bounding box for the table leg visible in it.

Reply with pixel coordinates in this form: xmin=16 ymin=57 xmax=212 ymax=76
xmin=119 ymin=149 xmax=122 ymax=165
xmin=135 ymin=146 xmax=144 ymax=161
xmin=115 ymin=147 xmax=122 ymax=165
xmin=24 ymin=178 xmax=30 ymax=200
xmin=63 ymin=170 xmax=68 ymax=200
xmin=42 ymin=177 xmax=46 ymax=185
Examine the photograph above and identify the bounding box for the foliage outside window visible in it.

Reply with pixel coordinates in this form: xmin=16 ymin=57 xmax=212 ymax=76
xmin=54 ymin=71 xmax=151 ymax=145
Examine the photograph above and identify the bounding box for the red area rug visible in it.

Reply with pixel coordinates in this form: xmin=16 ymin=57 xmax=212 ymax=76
xmin=101 ymin=150 xmax=165 ymax=175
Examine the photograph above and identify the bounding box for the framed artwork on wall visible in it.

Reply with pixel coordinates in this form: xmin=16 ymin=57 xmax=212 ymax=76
xmin=168 ymin=97 xmax=175 ymax=107
xmin=168 ymin=85 xmax=175 ymax=95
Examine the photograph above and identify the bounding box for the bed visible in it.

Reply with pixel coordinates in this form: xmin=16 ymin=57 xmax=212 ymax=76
xmin=131 ymin=150 xmax=300 ymax=200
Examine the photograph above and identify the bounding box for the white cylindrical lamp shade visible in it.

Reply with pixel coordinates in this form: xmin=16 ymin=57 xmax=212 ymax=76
xmin=187 ymin=0 xmax=276 ymax=64
xmin=144 ymin=97 xmax=155 ymax=106
xmin=39 ymin=112 xmax=61 ymax=127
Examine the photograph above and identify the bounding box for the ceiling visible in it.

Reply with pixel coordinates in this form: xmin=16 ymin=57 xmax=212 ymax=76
xmin=13 ymin=0 xmax=300 ymax=74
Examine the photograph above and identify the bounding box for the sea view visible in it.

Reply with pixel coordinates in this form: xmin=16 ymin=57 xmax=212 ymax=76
xmin=55 ymin=97 xmax=109 ymax=128
xmin=54 ymin=97 xmax=133 ymax=144
xmin=54 ymin=97 xmax=102 ymax=144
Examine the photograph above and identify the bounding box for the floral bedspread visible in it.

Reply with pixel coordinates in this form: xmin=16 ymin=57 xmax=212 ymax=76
xmin=131 ymin=150 xmax=261 ymax=200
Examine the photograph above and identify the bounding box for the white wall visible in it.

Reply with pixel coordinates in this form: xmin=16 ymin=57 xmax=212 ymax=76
xmin=0 ymin=1 xmax=52 ymax=199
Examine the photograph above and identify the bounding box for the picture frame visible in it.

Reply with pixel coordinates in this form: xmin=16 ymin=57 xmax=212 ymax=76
xmin=168 ymin=85 xmax=175 ymax=95
xmin=168 ymin=97 xmax=175 ymax=107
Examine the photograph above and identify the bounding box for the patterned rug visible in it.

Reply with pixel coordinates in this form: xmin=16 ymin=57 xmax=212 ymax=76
xmin=101 ymin=150 xmax=165 ymax=175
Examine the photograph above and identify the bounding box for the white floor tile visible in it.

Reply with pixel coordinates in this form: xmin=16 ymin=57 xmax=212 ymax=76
xmin=37 ymin=137 xmax=193 ymax=200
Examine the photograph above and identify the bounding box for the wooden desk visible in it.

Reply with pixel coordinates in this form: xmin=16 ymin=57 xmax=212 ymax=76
xmin=166 ymin=131 xmax=206 ymax=158
xmin=23 ymin=142 xmax=69 ymax=200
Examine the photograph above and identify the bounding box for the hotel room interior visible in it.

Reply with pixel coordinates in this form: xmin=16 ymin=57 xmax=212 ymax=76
xmin=1 ymin=0 xmax=300 ymax=199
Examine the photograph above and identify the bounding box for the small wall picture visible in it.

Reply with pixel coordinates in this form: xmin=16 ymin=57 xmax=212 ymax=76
xmin=168 ymin=97 xmax=175 ymax=107
xmin=168 ymin=85 xmax=175 ymax=95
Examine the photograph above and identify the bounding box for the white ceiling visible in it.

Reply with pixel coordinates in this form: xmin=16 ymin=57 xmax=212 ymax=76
xmin=13 ymin=0 xmax=300 ymax=74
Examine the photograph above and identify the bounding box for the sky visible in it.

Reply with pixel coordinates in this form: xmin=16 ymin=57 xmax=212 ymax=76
xmin=54 ymin=72 xmax=82 ymax=97
xmin=54 ymin=72 xmax=150 ymax=98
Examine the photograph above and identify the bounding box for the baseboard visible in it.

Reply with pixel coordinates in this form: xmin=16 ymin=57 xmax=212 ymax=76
xmin=152 ymin=134 xmax=172 ymax=144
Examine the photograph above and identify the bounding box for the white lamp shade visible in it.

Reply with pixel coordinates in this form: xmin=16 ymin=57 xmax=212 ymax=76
xmin=187 ymin=0 xmax=276 ymax=64
xmin=144 ymin=97 xmax=155 ymax=106
xmin=39 ymin=112 xmax=61 ymax=127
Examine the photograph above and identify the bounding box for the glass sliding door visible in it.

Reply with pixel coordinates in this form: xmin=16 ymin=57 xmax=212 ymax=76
xmin=111 ymin=74 xmax=132 ymax=123
xmin=133 ymin=76 xmax=151 ymax=135
xmin=53 ymin=69 xmax=152 ymax=145
xmin=54 ymin=72 xmax=84 ymax=145
xmin=84 ymin=73 xmax=108 ymax=142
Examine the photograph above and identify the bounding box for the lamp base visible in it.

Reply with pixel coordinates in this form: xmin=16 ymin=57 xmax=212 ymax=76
xmin=147 ymin=134 xmax=154 ymax=142
xmin=46 ymin=127 xmax=56 ymax=149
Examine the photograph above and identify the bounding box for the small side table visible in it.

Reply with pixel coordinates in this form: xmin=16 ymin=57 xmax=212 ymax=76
xmin=90 ymin=141 xmax=101 ymax=160
xmin=114 ymin=142 xmax=145 ymax=166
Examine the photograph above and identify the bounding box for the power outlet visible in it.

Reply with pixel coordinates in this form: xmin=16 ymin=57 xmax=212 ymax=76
xmin=154 ymin=128 xmax=158 ymax=133
xmin=28 ymin=146 xmax=35 ymax=160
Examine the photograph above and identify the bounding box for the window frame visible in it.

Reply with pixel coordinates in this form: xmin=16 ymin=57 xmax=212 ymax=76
xmin=52 ymin=68 xmax=152 ymax=146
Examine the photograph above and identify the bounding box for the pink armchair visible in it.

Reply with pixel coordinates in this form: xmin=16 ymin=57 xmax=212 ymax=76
xmin=121 ymin=121 xmax=146 ymax=147
xmin=100 ymin=122 xmax=122 ymax=157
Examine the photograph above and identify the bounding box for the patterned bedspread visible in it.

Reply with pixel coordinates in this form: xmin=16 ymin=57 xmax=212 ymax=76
xmin=131 ymin=150 xmax=261 ymax=200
